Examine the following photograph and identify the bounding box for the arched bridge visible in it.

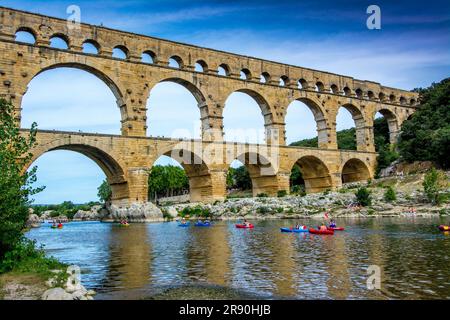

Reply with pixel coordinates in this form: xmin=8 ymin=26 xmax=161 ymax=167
xmin=0 ymin=7 xmax=419 ymax=205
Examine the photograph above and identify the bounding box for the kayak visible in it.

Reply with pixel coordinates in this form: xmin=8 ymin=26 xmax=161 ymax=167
xmin=236 ymin=224 xmax=254 ymax=229
xmin=195 ymin=222 xmax=211 ymax=227
xmin=327 ymin=227 xmax=345 ymax=231
xmin=178 ymin=223 xmax=190 ymax=227
xmin=438 ymin=225 xmax=450 ymax=232
xmin=309 ymin=228 xmax=334 ymax=235
xmin=51 ymin=225 xmax=58 ymax=229
xmin=280 ymin=227 xmax=308 ymax=233
xmin=119 ymin=224 xmax=130 ymax=227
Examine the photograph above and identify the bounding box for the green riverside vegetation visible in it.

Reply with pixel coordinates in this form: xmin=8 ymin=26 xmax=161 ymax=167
xmin=0 ymin=98 xmax=66 ymax=277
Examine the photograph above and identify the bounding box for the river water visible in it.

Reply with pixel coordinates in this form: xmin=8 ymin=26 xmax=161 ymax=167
xmin=26 ymin=217 xmax=450 ymax=300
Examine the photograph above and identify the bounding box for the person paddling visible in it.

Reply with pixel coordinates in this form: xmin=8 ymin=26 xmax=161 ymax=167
xmin=319 ymin=223 xmax=328 ymax=232
xmin=329 ymin=219 xmax=337 ymax=228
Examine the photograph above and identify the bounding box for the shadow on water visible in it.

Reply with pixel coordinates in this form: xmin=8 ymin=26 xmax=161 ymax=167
xmin=27 ymin=217 xmax=450 ymax=299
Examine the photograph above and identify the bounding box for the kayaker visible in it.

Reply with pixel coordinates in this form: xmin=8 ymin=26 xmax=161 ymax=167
xmin=243 ymin=219 xmax=250 ymax=227
xmin=319 ymin=223 xmax=328 ymax=232
xmin=329 ymin=220 xmax=337 ymax=228
xmin=181 ymin=218 xmax=187 ymax=225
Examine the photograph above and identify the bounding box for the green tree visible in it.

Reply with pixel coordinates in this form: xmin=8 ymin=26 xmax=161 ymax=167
xmin=290 ymin=164 xmax=304 ymax=188
xmin=0 ymin=99 xmax=44 ymax=259
xmin=384 ymin=186 xmax=397 ymax=202
xmin=147 ymin=165 xmax=189 ymax=200
xmin=398 ymin=78 xmax=450 ymax=169
xmin=423 ymin=168 xmax=448 ymax=205
xmin=355 ymin=187 xmax=372 ymax=207
xmin=233 ymin=166 xmax=252 ymax=190
xmin=97 ymin=179 xmax=112 ymax=203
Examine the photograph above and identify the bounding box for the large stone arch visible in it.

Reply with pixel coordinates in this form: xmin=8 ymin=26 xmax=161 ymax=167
xmin=26 ymin=140 xmax=129 ymax=204
xmin=231 ymin=150 xmax=281 ymax=196
xmin=285 ymin=94 xmax=329 ymax=148
xmin=151 ymin=144 xmax=225 ymax=202
xmin=341 ymin=158 xmax=371 ymax=184
xmin=145 ymin=76 xmax=217 ymax=141
xmin=222 ymin=88 xmax=275 ymax=144
xmin=290 ymin=155 xmax=333 ymax=193
xmin=335 ymin=103 xmax=369 ymax=151
xmin=373 ymin=106 xmax=400 ymax=145
xmin=18 ymin=62 xmax=126 ymax=130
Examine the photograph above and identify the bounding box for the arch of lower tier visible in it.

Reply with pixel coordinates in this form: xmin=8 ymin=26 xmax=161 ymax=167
xmin=25 ymin=142 xmax=129 ymax=204
xmin=290 ymin=155 xmax=333 ymax=193
xmin=341 ymin=158 xmax=371 ymax=184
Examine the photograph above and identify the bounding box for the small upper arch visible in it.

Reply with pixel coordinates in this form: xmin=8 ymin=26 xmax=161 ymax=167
xmin=112 ymin=45 xmax=129 ymax=60
xmin=298 ymin=78 xmax=308 ymax=89
xmin=49 ymin=33 xmax=70 ymax=50
xmin=82 ymin=39 xmax=100 ymax=54
xmin=168 ymin=55 xmax=184 ymax=69
xmin=315 ymin=81 xmax=325 ymax=92
xmin=260 ymin=72 xmax=271 ymax=84
xmin=279 ymin=75 xmax=290 ymax=87
xmin=142 ymin=50 xmax=156 ymax=64
xmin=195 ymin=59 xmax=208 ymax=72
xmin=355 ymin=88 xmax=363 ymax=99
xmin=330 ymin=84 xmax=339 ymax=94
xmin=343 ymin=86 xmax=352 ymax=96
xmin=15 ymin=26 xmax=37 ymax=44
xmin=240 ymin=68 xmax=252 ymax=80
xmin=218 ymin=63 xmax=230 ymax=76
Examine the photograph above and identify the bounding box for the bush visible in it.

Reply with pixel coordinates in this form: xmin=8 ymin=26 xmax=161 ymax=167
xmin=257 ymin=193 xmax=268 ymax=198
xmin=179 ymin=206 xmax=212 ymax=218
xmin=276 ymin=207 xmax=284 ymax=213
xmin=423 ymin=168 xmax=448 ymax=205
xmin=256 ymin=206 xmax=271 ymax=214
xmin=291 ymin=185 xmax=306 ymax=196
xmin=384 ymin=186 xmax=397 ymax=202
xmin=355 ymin=187 xmax=372 ymax=207
xmin=0 ymin=238 xmax=66 ymax=280
xmin=277 ymin=190 xmax=287 ymax=198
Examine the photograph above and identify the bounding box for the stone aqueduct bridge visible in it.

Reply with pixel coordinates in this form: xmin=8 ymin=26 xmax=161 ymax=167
xmin=1 ymin=7 xmax=419 ymax=205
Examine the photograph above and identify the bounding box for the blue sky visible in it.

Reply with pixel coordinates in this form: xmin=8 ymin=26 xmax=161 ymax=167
xmin=5 ymin=0 xmax=449 ymax=204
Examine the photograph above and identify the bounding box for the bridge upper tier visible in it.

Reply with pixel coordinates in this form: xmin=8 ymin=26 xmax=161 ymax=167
xmin=0 ymin=6 xmax=418 ymax=106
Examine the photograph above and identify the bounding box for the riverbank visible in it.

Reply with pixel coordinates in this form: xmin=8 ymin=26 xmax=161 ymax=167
xmin=0 ymin=239 xmax=96 ymax=300
xmin=27 ymin=173 xmax=449 ymax=225
xmin=163 ymin=173 xmax=449 ymax=220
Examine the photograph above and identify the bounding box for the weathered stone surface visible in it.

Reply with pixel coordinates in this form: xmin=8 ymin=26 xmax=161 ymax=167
xmin=106 ymin=202 xmax=164 ymax=222
xmin=26 ymin=214 xmax=41 ymax=228
xmin=73 ymin=206 xmax=106 ymax=221
xmin=42 ymin=288 xmax=73 ymax=300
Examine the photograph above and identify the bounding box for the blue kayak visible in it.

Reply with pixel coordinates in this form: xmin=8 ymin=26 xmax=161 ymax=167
xmin=194 ymin=222 xmax=211 ymax=227
xmin=280 ymin=227 xmax=308 ymax=233
xmin=178 ymin=223 xmax=190 ymax=227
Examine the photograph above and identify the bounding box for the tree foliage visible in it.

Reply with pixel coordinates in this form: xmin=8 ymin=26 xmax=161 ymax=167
xmin=0 ymin=98 xmax=44 ymax=259
xmin=355 ymin=187 xmax=372 ymax=207
xmin=384 ymin=186 xmax=397 ymax=202
xmin=398 ymin=78 xmax=450 ymax=169
xmin=227 ymin=166 xmax=252 ymax=190
xmin=423 ymin=168 xmax=448 ymax=205
xmin=97 ymin=179 xmax=112 ymax=203
xmin=148 ymin=165 xmax=189 ymax=200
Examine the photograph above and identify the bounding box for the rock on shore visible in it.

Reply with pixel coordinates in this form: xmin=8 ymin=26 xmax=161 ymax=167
xmin=103 ymin=202 xmax=164 ymax=222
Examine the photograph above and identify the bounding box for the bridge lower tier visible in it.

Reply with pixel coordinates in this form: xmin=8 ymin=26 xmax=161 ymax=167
xmin=22 ymin=129 xmax=377 ymax=205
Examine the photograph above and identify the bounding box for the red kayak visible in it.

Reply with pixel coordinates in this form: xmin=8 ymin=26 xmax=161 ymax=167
xmin=236 ymin=224 xmax=254 ymax=229
xmin=309 ymin=228 xmax=334 ymax=235
xmin=438 ymin=225 xmax=450 ymax=232
xmin=327 ymin=227 xmax=345 ymax=231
